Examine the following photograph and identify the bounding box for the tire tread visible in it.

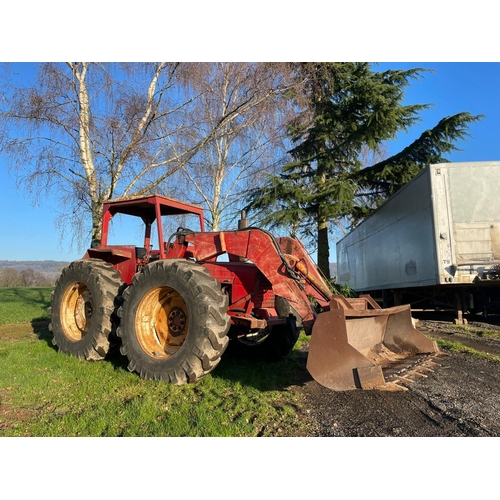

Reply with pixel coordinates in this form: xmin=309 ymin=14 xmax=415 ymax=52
xmin=117 ymin=259 xmax=230 ymax=384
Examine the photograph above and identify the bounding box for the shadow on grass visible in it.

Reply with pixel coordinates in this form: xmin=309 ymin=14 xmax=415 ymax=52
xmin=104 ymin=343 xmax=312 ymax=392
xmin=31 ymin=317 xmax=52 ymax=341
xmin=30 ymin=317 xmax=312 ymax=392
xmin=9 ymin=287 xmax=53 ymax=311
xmin=211 ymin=347 xmax=312 ymax=391
xmin=31 ymin=318 xmax=130 ymax=371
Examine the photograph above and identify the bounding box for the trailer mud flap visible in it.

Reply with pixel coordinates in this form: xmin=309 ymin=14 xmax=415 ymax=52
xmin=306 ymin=297 xmax=439 ymax=391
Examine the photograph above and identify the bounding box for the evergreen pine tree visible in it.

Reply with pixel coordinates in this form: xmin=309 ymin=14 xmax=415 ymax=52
xmin=247 ymin=63 xmax=483 ymax=278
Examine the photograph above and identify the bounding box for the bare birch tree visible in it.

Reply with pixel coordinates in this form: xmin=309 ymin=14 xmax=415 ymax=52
xmin=169 ymin=63 xmax=294 ymax=230
xmin=0 ymin=62 xmax=288 ymax=247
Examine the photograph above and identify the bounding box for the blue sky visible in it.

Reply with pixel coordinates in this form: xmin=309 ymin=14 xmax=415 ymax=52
xmin=1 ymin=62 xmax=499 ymax=262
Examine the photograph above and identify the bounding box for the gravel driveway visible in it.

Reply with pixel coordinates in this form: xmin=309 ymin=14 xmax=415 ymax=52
xmin=294 ymin=317 xmax=500 ymax=437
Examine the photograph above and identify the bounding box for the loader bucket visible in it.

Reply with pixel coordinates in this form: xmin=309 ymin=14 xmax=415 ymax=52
xmin=306 ymin=295 xmax=439 ymax=391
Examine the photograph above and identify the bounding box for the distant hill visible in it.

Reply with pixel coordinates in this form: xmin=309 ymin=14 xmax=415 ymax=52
xmin=0 ymin=260 xmax=69 ymax=282
xmin=0 ymin=259 xmax=339 ymax=283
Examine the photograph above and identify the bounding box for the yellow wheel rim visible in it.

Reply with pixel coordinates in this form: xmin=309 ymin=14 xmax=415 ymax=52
xmin=135 ymin=286 xmax=189 ymax=359
xmin=60 ymin=282 xmax=93 ymax=342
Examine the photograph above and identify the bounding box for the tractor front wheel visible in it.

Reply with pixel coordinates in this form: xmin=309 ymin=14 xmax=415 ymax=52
xmin=49 ymin=259 xmax=123 ymax=360
xmin=117 ymin=260 xmax=230 ymax=384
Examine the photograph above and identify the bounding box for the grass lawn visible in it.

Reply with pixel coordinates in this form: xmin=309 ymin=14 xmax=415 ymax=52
xmin=0 ymin=287 xmax=312 ymax=437
xmin=0 ymin=287 xmax=52 ymax=325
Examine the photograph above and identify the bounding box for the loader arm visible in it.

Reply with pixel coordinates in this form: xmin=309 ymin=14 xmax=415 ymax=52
xmin=175 ymin=228 xmax=332 ymax=333
xmin=171 ymin=227 xmax=441 ymax=391
xmin=277 ymin=236 xmax=333 ymax=309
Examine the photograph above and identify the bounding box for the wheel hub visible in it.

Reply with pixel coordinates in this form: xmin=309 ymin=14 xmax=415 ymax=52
xmin=135 ymin=285 xmax=189 ymax=359
xmin=61 ymin=282 xmax=93 ymax=342
xmin=168 ymin=308 xmax=187 ymax=336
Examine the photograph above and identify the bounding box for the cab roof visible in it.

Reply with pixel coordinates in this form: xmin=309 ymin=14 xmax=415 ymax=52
xmin=103 ymin=194 xmax=204 ymax=219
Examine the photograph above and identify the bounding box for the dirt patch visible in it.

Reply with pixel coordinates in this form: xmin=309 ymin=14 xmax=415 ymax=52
xmin=0 ymin=404 xmax=33 ymax=431
xmin=0 ymin=388 xmax=33 ymax=433
xmin=0 ymin=322 xmax=36 ymax=340
xmin=293 ymin=317 xmax=500 ymax=437
xmin=0 ymin=319 xmax=51 ymax=341
xmin=0 ymin=320 xmax=50 ymax=433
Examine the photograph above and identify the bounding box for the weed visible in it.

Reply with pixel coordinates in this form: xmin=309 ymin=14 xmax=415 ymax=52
xmin=435 ymin=338 xmax=500 ymax=364
xmin=450 ymin=324 xmax=500 ymax=340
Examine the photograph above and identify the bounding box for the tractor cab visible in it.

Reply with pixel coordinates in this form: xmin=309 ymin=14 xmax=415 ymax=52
xmin=86 ymin=195 xmax=205 ymax=282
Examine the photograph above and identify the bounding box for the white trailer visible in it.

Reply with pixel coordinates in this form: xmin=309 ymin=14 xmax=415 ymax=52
xmin=336 ymin=161 xmax=500 ymax=322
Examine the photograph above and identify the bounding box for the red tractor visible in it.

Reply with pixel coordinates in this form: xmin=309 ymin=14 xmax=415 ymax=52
xmin=49 ymin=195 xmax=440 ymax=390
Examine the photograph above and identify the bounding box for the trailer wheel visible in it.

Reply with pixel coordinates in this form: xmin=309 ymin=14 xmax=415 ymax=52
xmin=117 ymin=260 xmax=230 ymax=384
xmin=49 ymin=259 xmax=123 ymax=361
xmin=229 ymin=300 xmax=300 ymax=362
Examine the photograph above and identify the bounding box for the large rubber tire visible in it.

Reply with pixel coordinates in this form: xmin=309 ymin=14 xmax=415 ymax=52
xmin=117 ymin=260 xmax=230 ymax=384
xmin=49 ymin=259 xmax=124 ymax=361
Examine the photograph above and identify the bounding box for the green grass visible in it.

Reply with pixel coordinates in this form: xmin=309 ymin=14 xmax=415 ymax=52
xmin=451 ymin=324 xmax=500 ymax=340
xmin=0 ymin=287 xmax=53 ymax=325
xmin=435 ymin=338 xmax=500 ymax=363
xmin=0 ymin=287 xmax=311 ymax=437
xmin=431 ymin=323 xmax=500 ymax=364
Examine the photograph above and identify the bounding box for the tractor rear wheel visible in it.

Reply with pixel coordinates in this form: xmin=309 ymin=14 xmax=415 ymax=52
xmin=49 ymin=259 xmax=123 ymax=361
xmin=117 ymin=260 xmax=230 ymax=384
